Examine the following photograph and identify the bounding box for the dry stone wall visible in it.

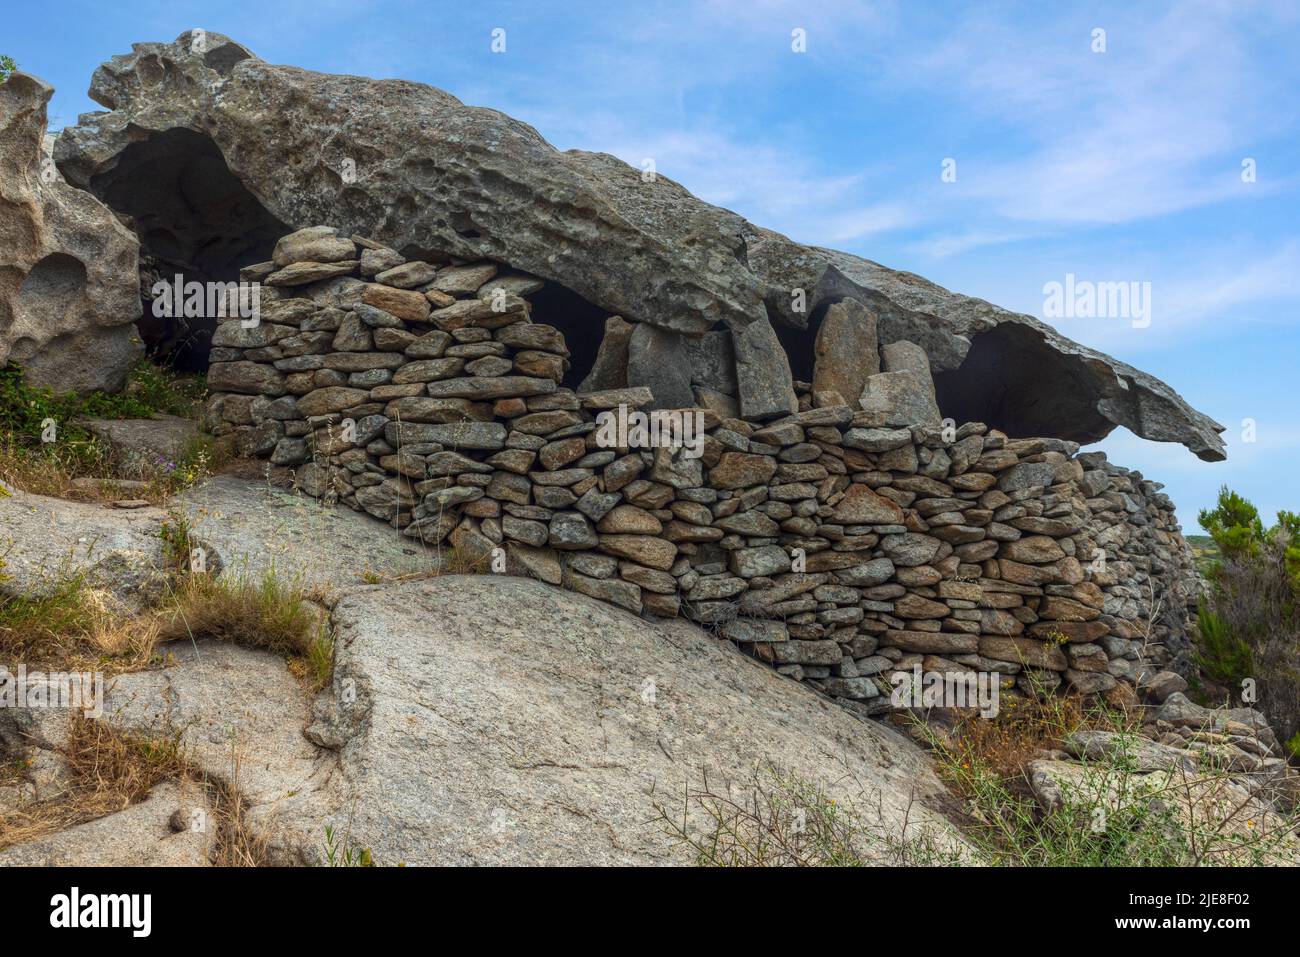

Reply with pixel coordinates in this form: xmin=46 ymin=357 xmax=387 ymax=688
xmin=205 ymin=226 xmax=1200 ymax=715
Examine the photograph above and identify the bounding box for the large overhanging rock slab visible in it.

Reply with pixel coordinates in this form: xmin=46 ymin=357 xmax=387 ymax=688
xmin=56 ymin=31 xmax=761 ymax=343
xmin=57 ymin=32 xmax=1224 ymax=458
xmin=0 ymin=73 xmax=142 ymax=393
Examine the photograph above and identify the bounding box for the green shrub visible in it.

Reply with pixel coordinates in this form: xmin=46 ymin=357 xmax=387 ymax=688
xmin=1195 ymin=486 xmax=1300 ymax=744
xmin=1198 ymin=485 xmax=1266 ymax=562
xmin=1193 ymin=605 xmax=1253 ymax=688
xmin=119 ymin=361 xmax=208 ymax=418
xmin=0 ymin=56 xmax=16 ymax=83
xmin=1286 ymin=732 xmax=1300 ymax=761
xmin=1 ymin=360 xmax=205 ymax=440
xmin=0 ymin=364 xmax=85 ymax=438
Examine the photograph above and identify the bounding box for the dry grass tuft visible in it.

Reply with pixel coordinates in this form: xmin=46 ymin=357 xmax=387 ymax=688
xmin=0 ymin=716 xmax=271 ymax=865
xmin=0 ymin=430 xmax=227 ymax=509
xmin=358 ymin=545 xmax=489 ymax=586
xmin=157 ymin=570 xmax=334 ymax=691
xmin=0 ymin=570 xmax=159 ymax=674
xmin=0 ymin=715 xmax=185 ymax=852
xmin=2 ymin=542 xmax=334 ymax=687
xmin=933 ymin=691 xmax=1089 ymax=784
xmin=206 ymin=747 xmax=270 ymax=867
xmin=652 ymin=762 xmax=966 ymax=867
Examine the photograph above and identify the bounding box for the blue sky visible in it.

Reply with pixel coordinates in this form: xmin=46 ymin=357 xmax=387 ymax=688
xmin=8 ymin=0 xmax=1299 ymax=532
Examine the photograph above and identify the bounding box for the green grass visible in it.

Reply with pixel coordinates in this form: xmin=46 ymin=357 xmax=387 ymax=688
xmin=917 ymin=695 xmax=1300 ymax=866
xmin=1 ymin=361 xmax=212 ymax=499
xmin=1 ymin=360 xmax=206 ymax=443
xmin=323 ymin=824 xmax=373 ymax=867
xmin=157 ymin=552 xmax=336 ymax=691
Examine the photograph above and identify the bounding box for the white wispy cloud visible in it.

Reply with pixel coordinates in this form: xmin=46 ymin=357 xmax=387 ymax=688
xmin=1037 ymin=238 xmax=1300 ymax=356
xmin=1157 ymin=242 xmax=1300 ymax=328
xmin=899 ymin=2 xmax=1292 ymax=225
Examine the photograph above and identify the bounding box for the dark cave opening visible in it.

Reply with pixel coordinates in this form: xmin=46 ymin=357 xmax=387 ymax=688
xmin=771 ymin=304 xmax=826 ymax=384
xmin=932 ymin=323 xmax=1113 ymax=442
xmin=82 ymin=127 xmax=288 ymax=372
xmin=770 ymin=300 xmax=1118 ymax=445
xmin=525 ymin=281 xmax=609 ymax=390
xmin=73 ymin=125 xmax=617 ymax=389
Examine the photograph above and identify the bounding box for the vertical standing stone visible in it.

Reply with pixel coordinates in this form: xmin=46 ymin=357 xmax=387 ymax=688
xmin=811 ymin=298 xmax=879 ymax=406
xmin=626 ymin=322 xmax=695 ymax=410
xmin=578 ymin=315 xmax=635 ymax=393
xmin=733 ymin=317 xmax=797 ymax=419
xmin=859 ymin=339 xmax=941 ymax=427
xmin=687 ymin=330 xmax=738 ymax=396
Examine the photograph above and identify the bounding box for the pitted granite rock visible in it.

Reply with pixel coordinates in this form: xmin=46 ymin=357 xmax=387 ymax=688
xmin=1 ymin=73 xmax=142 ymax=392
xmin=56 ymin=32 xmax=1223 ymax=456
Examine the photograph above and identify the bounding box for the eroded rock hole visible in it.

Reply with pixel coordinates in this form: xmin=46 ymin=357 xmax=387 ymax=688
xmin=771 ymin=303 xmax=827 ymax=384
xmin=16 ymin=253 xmax=86 ymax=319
xmin=450 ymin=211 xmax=483 ymax=241
xmin=82 ymin=127 xmax=287 ymax=371
xmin=932 ymin=324 xmax=1113 ymax=442
xmin=525 ymin=281 xmax=609 ymax=390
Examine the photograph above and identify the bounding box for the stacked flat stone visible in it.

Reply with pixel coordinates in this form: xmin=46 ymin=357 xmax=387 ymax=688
xmin=205 ymin=225 xmax=1199 ymax=715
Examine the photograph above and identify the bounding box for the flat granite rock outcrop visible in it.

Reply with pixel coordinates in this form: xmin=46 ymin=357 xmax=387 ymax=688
xmin=301 ymin=575 xmax=968 ymax=865
xmin=0 ymin=480 xmax=171 ymax=612
xmin=0 ymin=72 xmax=142 ymax=393
xmin=56 ymin=31 xmax=1223 ymax=457
xmin=0 ymin=473 xmax=432 ymax=602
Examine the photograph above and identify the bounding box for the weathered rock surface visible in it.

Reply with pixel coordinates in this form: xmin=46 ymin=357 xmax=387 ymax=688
xmin=0 ymin=567 xmax=969 ymax=866
xmin=77 ymin=414 xmax=197 ymax=470
xmin=0 ymin=480 xmax=170 ymax=611
xmin=1 ymin=73 xmax=141 ymax=393
xmin=102 ymin=639 xmax=330 ymax=862
xmin=175 ymin=475 xmax=433 ymax=592
xmin=0 ymin=637 xmax=329 ymax=867
xmin=812 ymin=298 xmax=879 ymax=405
xmin=56 ymin=32 xmax=1223 ymax=456
xmin=0 ymin=474 xmax=431 ymax=605
xmin=302 ymin=575 xmax=967 ymax=865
